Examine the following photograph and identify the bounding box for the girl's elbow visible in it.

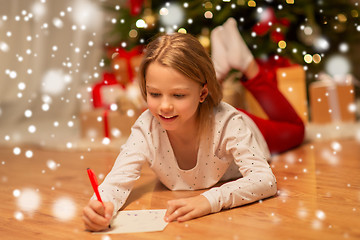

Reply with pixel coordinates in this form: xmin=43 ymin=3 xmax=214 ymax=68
xmin=265 ymin=173 xmax=277 ymax=196
xmin=270 ymin=180 xmax=278 ymax=196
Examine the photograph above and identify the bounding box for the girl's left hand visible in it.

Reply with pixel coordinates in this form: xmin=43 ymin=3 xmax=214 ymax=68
xmin=164 ymin=195 xmax=211 ymax=222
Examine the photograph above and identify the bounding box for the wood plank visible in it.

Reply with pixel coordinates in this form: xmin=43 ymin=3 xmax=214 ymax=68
xmin=0 ymin=138 xmax=359 ymax=239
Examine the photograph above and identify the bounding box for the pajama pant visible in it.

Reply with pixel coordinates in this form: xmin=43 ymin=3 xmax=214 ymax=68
xmin=239 ymin=63 xmax=305 ymax=154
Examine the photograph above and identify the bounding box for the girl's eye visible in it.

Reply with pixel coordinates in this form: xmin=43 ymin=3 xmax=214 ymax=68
xmin=149 ymin=92 xmax=160 ymax=97
xmin=174 ymin=94 xmax=185 ymax=98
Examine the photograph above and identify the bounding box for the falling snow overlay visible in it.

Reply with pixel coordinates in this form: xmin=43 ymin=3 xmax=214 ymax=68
xmin=0 ymin=0 xmax=359 ymax=239
xmin=0 ymin=0 xmax=114 ymax=150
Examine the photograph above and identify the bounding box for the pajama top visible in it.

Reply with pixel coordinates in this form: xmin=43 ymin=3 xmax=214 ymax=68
xmin=97 ymin=102 xmax=277 ymax=215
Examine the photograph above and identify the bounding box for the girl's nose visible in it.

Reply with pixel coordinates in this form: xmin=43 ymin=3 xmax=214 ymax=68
xmin=160 ymin=97 xmax=174 ymax=112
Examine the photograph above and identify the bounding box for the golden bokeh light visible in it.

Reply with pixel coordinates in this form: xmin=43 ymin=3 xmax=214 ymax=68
xmin=304 ymin=54 xmax=313 ymax=63
xmin=351 ymin=10 xmax=358 ymax=18
xmin=204 ymin=11 xmax=213 ymax=19
xmin=337 ymin=13 xmax=347 ymax=22
xmin=313 ymin=54 xmax=321 ymax=64
xmin=248 ymin=0 xmax=256 ymax=7
xmin=278 ymin=40 xmax=287 ymax=49
xmin=129 ymin=29 xmax=138 ymax=38
xmin=178 ymin=28 xmax=187 ymax=34
xmin=204 ymin=2 xmax=213 ymax=9
xmin=199 ymin=35 xmax=210 ymax=49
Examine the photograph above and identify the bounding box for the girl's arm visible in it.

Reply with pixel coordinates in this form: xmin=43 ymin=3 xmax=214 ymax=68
xmin=164 ymin=112 xmax=276 ymax=222
xmin=96 ymin=125 xmax=150 ymax=216
xmin=201 ymin=113 xmax=277 ymax=213
xmin=83 ymin=112 xmax=154 ymax=231
xmin=89 ymin=111 xmax=154 ymax=217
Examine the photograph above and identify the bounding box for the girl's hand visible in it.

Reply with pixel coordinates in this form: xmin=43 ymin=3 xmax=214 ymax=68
xmin=82 ymin=199 xmax=114 ymax=231
xmin=164 ymin=195 xmax=211 ymax=222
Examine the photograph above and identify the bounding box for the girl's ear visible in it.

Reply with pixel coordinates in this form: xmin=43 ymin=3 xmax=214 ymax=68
xmin=200 ymin=84 xmax=209 ymax=103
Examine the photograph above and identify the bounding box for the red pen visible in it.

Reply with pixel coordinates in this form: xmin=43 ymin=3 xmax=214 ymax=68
xmin=87 ymin=168 xmax=112 ymax=229
xmin=87 ymin=168 xmax=103 ymax=204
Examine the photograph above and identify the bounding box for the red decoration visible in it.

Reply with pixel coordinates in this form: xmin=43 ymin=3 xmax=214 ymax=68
xmin=103 ymin=110 xmax=110 ymax=138
xmin=92 ymin=72 xmax=124 ymax=109
xmin=129 ymin=0 xmax=145 ymax=16
xmin=108 ymin=45 xmax=143 ymax=84
xmin=270 ymin=31 xmax=285 ymax=42
xmin=252 ymin=8 xmax=290 ymax=42
xmin=255 ymin=55 xmax=293 ymax=84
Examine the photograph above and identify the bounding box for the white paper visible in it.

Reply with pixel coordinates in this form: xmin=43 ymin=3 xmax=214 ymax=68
xmin=96 ymin=209 xmax=168 ymax=234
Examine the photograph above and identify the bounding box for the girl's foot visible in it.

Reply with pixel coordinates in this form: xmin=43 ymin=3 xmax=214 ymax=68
xmin=210 ymin=26 xmax=231 ymax=81
xmin=223 ymin=18 xmax=254 ymax=73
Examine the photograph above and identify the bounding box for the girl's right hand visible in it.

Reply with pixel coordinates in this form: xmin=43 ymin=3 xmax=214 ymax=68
xmin=82 ymin=199 xmax=114 ymax=232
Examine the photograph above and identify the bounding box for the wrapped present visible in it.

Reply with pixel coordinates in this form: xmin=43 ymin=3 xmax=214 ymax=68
xmin=79 ymin=75 xmax=125 ymax=112
xmin=80 ymin=70 xmax=145 ymax=140
xmin=80 ymin=109 xmax=139 ymax=140
xmin=92 ymin=72 xmax=125 ymax=109
xmin=101 ymin=85 xmax=126 ymax=109
xmin=109 ymin=46 xmax=143 ymax=85
xmin=119 ymin=81 xmax=147 ymax=112
xmin=222 ymin=72 xmax=246 ymax=110
xmin=116 ymin=94 xmax=139 ymax=115
xmin=309 ymin=74 xmax=356 ymax=124
xmin=245 ymin=57 xmax=308 ymax=123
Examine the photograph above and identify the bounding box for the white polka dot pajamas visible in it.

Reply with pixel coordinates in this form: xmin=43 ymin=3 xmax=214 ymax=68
xmin=97 ymin=102 xmax=277 ymax=216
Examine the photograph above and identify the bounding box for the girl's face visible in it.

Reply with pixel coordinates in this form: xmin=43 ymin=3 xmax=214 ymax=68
xmin=145 ymin=62 xmax=208 ymax=135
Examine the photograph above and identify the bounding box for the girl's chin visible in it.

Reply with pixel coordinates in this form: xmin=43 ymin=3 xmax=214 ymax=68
xmin=158 ymin=118 xmax=179 ymax=131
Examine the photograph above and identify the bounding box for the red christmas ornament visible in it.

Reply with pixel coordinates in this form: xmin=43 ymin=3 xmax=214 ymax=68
xmin=129 ymin=0 xmax=145 ymax=16
xmin=252 ymin=7 xmax=290 ymax=43
xmin=252 ymin=8 xmax=276 ymax=36
xmin=270 ymin=31 xmax=285 ymax=42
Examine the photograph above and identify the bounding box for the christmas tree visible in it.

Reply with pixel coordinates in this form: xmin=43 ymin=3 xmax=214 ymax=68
xmin=102 ymin=0 xmax=360 ymax=91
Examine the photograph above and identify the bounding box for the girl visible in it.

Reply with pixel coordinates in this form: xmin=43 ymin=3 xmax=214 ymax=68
xmin=82 ymin=19 xmax=304 ymax=231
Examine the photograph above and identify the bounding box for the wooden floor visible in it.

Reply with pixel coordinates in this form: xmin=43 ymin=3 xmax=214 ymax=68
xmin=0 ymin=138 xmax=359 ymax=240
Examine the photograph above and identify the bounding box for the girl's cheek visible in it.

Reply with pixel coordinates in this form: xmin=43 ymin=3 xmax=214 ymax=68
xmin=147 ymin=101 xmax=157 ymax=113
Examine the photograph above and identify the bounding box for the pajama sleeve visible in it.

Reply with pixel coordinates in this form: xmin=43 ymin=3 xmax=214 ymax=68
xmin=201 ymin=113 xmax=277 ymax=213
xmin=95 ymin=116 xmax=152 ymax=216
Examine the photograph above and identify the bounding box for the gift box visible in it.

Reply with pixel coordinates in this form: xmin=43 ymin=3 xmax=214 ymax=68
xmin=118 ymin=81 xmax=147 ymax=112
xmin=244 ymin=62 xmax=308 ymax=123
xmin=80 ymin=109 xmax=139 ymax=140
xmin=110 ymin=46 xmax=143 ymax=85
xmin=222 ymin=72 xmax=247 ymax=110
xmin=309 ymin=75 xmax=356 ymax=124
xmin=92 ymin=72 xmax=125 ymax=109
xmin=101 ymin=85 xmax=126 ymax=109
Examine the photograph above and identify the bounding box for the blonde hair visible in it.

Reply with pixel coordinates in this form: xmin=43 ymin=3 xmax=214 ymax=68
xmin=138 ymin=33 xmax=223 ymax=134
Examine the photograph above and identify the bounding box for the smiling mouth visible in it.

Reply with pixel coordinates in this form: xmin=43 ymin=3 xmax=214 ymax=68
xmin=159 ymin=115 xmax=178 ymax=120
